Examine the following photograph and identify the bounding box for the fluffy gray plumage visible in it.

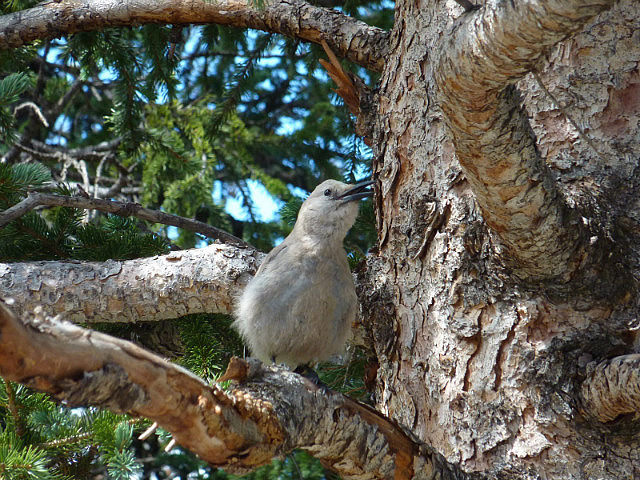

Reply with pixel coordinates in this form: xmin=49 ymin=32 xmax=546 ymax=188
xmin=234 ymin=179 xmax=372 ymax=367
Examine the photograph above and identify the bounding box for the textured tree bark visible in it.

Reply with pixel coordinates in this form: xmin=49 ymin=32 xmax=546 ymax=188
xmin=580 ymin=354 xmax=640 ymax=423
xmin=369 ymin=0 xmax=640 ymax=478
xmin=2 ymin=0 xmax=640 ymax=478
xmin=0 ymin=244 xmax=263 ymax=322
xmin=0 ymin=301 xmax=460 ymax=480
xmin=433 ymin=0 xmax=616 ymax=284
xmin=0 ymin=0 xmax=387 ymax=72
xmin=0 ymin=300 xmax=283 ymax=469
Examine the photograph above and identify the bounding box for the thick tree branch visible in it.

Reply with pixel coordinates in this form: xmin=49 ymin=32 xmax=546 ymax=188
xmin=0 ymin=300 xmax=282 ymax=470
xmin=0 ymin=302 xmax=462 ymax=479
xmin=0 ymin=0 xmax=388 ymax=72
xmin=434 ymin=0 xmax=615 ymax=282
xmin=0 ymin=244 xmax=263 ymax=323
xmin=580 ymin=354 xmax=640 ymax=423
xmin=0 ymin=192 xmax=251 ymax=248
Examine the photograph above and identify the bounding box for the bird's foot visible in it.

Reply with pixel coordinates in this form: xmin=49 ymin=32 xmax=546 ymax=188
xmin=293 ymin=364 xmax=331 ymax=392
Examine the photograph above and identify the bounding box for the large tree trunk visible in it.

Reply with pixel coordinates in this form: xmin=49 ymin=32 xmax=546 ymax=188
xmin=2 ymin=0 xmax=640 ymax=478
xmin=368 ymin=0 xmax=640 ymax=477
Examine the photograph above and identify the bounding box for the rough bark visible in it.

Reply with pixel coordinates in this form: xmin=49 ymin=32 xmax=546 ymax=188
xmin=2 ymin=0 xmax=640 ymax=477
xmin=433 ymin=0 xmax=615 ymax=283
xmin=0 ymin=0 xmax=388 ymax=72
xmin=581 ymin=354 xmax=640 ymax=423
xmin=0 ymin=300 xmax=283 ymax=469
xmin=0 ymin=244 xmax=262 ymax=323
xmin=370 ymin=0 xmax=640 ymax=478
xmin=0 ymin=301 xmax=461 ymax=480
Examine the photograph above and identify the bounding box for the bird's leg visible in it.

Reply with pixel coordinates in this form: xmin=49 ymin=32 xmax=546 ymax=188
xmin=293 ymin=364 xmax=330 ymax=390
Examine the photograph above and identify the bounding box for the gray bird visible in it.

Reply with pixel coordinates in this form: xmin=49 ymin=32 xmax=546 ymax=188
xmin=234 ymin=179 xmax=373 ymax=368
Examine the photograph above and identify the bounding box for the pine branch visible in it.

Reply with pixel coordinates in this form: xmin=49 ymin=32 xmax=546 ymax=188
xmin=0 ymin=0 xmax=388 ymax=72
xmin=38 ymin=432 xmax=93 ymax=448
xmin=4 ymin=380 xmax=25 ymax=437
xmin=1 ymin=243 xmax=262 ymax=323
xmin=208 ymin=32 xmax=274 ymax=137
xmin=0 ymin=192 xmax=252 ymax=248
xmin=2 ymin=60 xmax=83 ymax=161
xmin=0 ymin=302 xmax=462 ymax=479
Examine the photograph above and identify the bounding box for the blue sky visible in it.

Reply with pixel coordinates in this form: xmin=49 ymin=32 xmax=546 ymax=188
xmin=213 ymin=178 xmax=283 ymax=222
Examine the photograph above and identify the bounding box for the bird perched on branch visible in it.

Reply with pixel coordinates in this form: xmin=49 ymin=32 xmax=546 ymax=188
xmin=234 ymin=179 xmax=373 ymax=369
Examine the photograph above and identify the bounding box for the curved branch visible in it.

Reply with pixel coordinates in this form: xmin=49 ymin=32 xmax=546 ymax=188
xmin=0 ymin=301 xmax=463 ymax=479
xmin=0 ymin=192 xmax=251 ymax=248
xmin=434 ymin=0 xmax=615 ymax=281
xmin=0 ymin=300 xmax=281 ymax=469
xmin=580 ymin=354 xmax=640 ymax=423
xmin=0 ymin=244 xmax=263 ymax=323
xmin=0 ymin=0 xmax=388 ymax=72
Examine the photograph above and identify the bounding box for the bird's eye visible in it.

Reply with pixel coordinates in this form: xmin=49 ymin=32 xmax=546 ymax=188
xmin=323 ymin=189 xmax=332 ymax=196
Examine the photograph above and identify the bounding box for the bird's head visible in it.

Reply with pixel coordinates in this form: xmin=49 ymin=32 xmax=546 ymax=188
xmin=294 ymin=179 xmax=373 ymax=241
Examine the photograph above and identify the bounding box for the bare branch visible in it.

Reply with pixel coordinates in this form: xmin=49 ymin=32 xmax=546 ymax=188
xmin=102 ymin=174 xmax=129 ymax=198
xmin=14 ymin=142 xmax=65 ymax=162
xmin=0 ymin=191 xmax=252 ymax=248
xmin=434 ymin=0 xmax=615 ymax=282
xmin=580 ymin=354 xmax=640 ymax=423
xmin=319 ymin=41 xmax=374 ymax=144
xmin=0 ymin=0 xmax=388 ymax=72
xmin=13 ymin=102 xmax=49 ymax=127
xmin=0 ymin=301 xmax=461 ymax=479
xmin=0 ymin=301 xmax=282 ymax=470
xmin=5 ymin=381 xmax=24 ymax=437
xmin=0 ymin=244 xmax=263 ymax=323
xmin=51 ymin=78 xmax=84 ymax=117
xmin=66 ymin=139 xmax=123 ymax=159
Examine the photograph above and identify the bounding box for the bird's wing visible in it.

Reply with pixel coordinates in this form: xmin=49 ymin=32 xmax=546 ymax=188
xmin=255 ymin=242 xmax=289 ymax=276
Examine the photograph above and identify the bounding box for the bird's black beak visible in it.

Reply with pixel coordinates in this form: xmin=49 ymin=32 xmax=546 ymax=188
xmin=338 ymin=179 xmax=374 ymax=203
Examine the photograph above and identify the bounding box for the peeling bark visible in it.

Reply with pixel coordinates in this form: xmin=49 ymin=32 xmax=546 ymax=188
xmin=371 ymin=0 xmax=640 ymax=478
xmin=0 ymin=244 xmax=263 ymax=322
xmin=581 ymin=354 xmax=640 ymax=423
xmin=0 ymin=0 xmax=388 ymax=72
xmin=0 ymin=301 xmax=461 ymax=480
xmin=433 ymin=0 xmax=615 ymax=282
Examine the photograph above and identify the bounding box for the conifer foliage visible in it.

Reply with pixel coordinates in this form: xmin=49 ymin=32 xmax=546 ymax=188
xmin=0 ymin=0 xmax=390 ymax=476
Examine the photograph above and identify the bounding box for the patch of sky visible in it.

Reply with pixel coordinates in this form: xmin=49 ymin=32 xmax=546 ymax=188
xmin=51 ymin=116 xmax=70 ymax=147
xmin=213 ymin=179 xmax=283 ymax=222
